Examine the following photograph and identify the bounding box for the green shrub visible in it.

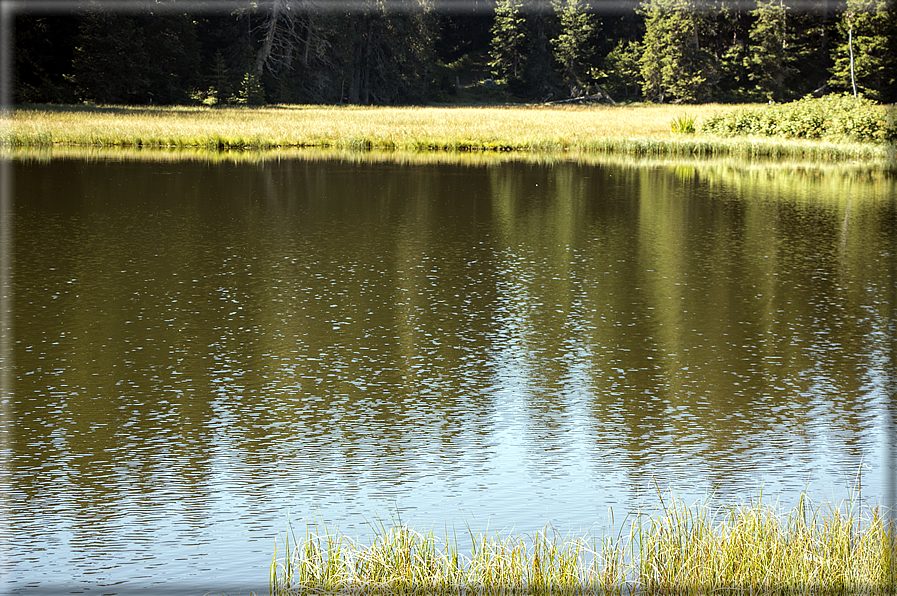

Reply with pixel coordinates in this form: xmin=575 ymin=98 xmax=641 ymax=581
xmin=701 ymin=94 xmax=896 ymax=142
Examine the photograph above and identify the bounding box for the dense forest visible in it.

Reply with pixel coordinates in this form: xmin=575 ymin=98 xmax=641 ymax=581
xmin=13 ymin=0 xmax=897 ymax=106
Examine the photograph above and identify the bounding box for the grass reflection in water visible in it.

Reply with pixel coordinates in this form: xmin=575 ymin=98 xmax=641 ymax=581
xmin=271 ymin=494 xmax=894 ymax=595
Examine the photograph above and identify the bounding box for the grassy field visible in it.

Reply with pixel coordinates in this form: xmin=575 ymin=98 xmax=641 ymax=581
xmin=270 ymin=495 xmax=895 ymax=595
xmin=3 ymin=104 xmax=892 ymax=163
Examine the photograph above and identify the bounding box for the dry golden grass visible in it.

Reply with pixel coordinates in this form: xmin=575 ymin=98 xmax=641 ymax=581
xmin=2 ymin=103 xmax=760 ymax=149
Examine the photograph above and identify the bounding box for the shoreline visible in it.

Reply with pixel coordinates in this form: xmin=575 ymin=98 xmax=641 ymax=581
xmin=4 ymin=104 xmax=893 ymax=166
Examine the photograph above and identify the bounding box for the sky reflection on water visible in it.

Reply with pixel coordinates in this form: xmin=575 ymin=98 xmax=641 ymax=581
xmin=5 ymin=154 xmax=896 ymax=594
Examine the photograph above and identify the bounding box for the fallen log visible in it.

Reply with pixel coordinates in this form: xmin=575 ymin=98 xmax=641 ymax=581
xmin=546 ymin=90 xmax=615 ymax=105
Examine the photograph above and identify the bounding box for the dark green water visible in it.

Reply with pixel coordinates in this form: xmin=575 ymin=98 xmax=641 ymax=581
xmin=5 ymin=153 xmax=896 ymax=594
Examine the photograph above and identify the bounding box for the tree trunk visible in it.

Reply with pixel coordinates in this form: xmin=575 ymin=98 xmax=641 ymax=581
xmin=255 ymin=0 xmax=285 ymax=75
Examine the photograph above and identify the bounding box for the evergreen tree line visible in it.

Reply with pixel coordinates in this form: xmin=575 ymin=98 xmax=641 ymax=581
xmin=13 ymin=0 xmax=897 ymax=106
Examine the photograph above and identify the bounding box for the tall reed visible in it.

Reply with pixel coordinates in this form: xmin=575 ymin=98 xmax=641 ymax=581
xmin=270 ymin=496 xmax=895 ymax=596
xmin=636 ymin=494 xmax=894 ymax=594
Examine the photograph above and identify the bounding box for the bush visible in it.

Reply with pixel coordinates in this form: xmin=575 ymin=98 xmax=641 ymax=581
xmin=700 ymin=94 xmax=896 ymax=142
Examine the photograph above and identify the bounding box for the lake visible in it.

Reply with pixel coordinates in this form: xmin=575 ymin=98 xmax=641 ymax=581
xmin=4 ymin=150 xmax=896 ymax=595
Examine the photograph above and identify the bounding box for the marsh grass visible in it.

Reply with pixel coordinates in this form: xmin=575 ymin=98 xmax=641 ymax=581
xmin=4 ymin=104 xmax=891 ymax=164
xmin=270 ymin=496 xmax=895 ymax=596
xmin=670 ymin=114 xmax=697 ymax=134
xmin=271 ymin=521 xmax=624 ymax=596
xmin=636 ymin=494 xmax=894 ymax=595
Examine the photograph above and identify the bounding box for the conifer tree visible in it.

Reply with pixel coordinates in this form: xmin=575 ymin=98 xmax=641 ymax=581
xmin=489 ymin=0 xmax=528 ymax=80
xmin=337 ymin=3 xmax=439 ymax=105
xmin=210 ymin=50 xmax=232 ymax=100
xmin=638 ymin=0 xmax=715 ymax=103
xmin=521 ymin=8 xmax=560 ymax=97
xmin=234 ymin=72 xmax=266 ymax=105
xmin=746 ymin=0 xmax=793 ymax=101
xmin=72 ymin=8 xmax=199 ymax=104
xmin=71 ymin=10 xmax=149 ymax=103
xmin=551 ymin=0 xmax=598 ymax=95
xmin=14 ymin=15 xmax=79 ymax=103
xmin=599 ymin=40 xmax=643 ymax=100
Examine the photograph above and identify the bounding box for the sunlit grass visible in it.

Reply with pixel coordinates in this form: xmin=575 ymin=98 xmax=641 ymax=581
xmin=3 ymin=104 xmax=891 ymax=164
xmin=272 ymin=522 xmax=625 ymax=596
xmin=670 ymin=113 xmax=697 ymax=134
xmin=270 ymin=496 xmax=895 ymax=595
xmin=636 ymin=494 xmax=894 ymax=595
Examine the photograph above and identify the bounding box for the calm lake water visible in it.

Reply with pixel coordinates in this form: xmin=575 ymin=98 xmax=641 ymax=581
xmin=4 ymin=151 xmax=896 ymax=595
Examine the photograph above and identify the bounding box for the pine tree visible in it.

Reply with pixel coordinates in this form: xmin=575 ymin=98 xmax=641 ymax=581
xmin=489 ymin=0 xmax=528 ymax=81
xmin=210 ymin=49 xmax=231 ymax=100
xmin=828 ymin=0 xmax=896 ymax=102
xmin=783 ymin=9 xmax=835 ymax=96
xmin=13 ymin=14 xmax=79 ymax=103
xmin=746 ymin=0 xmax=794 ymax=101
xmin=140 ymin=13 xmax=201 ymax=104
xmin=71 ymin=7 xmax=199 ymax=104
xmin=551 ymin=0 xmax=598 ymax=95
xmin=233 ymin=72 xmax=266 ymax=105
xmin=638 ymin=0 xmax=715 ymax=103
xmin=521 ymin=8 xmax=560 ymax=97
xmin=708 ymin=7 xmax=752 ymax=101
xmin=337 ymin=1 xmax=439 ymax=105
xmin=71 ymin=10 xmax=149 ymax=103
xmin=599 ymin=40 xmax=643 ymax=100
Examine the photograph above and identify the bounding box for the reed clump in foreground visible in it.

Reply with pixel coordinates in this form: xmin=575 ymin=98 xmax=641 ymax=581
xmin=270 ymin=496 xmax=895 ymax=595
